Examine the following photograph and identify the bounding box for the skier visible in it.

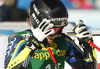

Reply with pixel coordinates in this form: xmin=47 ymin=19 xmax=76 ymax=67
xmin=4 ymin=0 xmax=97 ymax=69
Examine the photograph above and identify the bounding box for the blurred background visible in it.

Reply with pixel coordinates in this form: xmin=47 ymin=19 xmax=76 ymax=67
xmin=0 ymin=0 xmax=100 ymax=69
xmin=0 ymin=0 xmax=100 ymax=34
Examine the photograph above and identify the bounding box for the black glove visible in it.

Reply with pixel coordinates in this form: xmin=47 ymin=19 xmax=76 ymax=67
xmin=26 ymin=34 xmax=42 ymax=50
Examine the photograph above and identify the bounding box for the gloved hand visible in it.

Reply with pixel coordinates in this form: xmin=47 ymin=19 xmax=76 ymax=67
xmin=74 ymin=20 xmax=93 ymax=51
xmin=74 ymin=20 xmax=92 ymax=42
xmin=26 ymin=19 xmax=54 ymax=51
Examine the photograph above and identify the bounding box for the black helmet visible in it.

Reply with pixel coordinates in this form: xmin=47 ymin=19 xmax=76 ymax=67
xmin=30 ymin=0 xmax=68 ymax=28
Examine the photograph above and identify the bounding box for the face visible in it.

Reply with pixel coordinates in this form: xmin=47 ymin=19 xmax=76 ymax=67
xmin=46 ymin=28 xmax=61 ymax=44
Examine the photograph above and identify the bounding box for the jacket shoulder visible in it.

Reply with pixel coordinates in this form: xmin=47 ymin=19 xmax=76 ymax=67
xmin=8 ymin=29 xmax=32 ymax=42
xmin=61 ymin=33 xmax=73 ymax=41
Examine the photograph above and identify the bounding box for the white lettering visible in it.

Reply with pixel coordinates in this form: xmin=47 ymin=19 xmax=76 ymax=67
xmin=50 ymin=17 xmax=68 ymax=21
xmin=33 ymin=4 xmax=40 ymax=15
xmin=32 ymin=13 xmax=40 ymax=24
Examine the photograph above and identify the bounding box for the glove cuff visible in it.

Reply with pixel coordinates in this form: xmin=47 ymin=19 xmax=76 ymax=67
xmin=28 ymin=34 xmax=42 ymax=49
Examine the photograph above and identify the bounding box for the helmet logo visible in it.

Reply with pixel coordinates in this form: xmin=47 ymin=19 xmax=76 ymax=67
xmin=33 ymin=4 xmax=40 ymax=15
xmin=50 ymin=17 xmax=68 ymax=22
xmin=32 ymin=13 xmax=40 ymax=24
